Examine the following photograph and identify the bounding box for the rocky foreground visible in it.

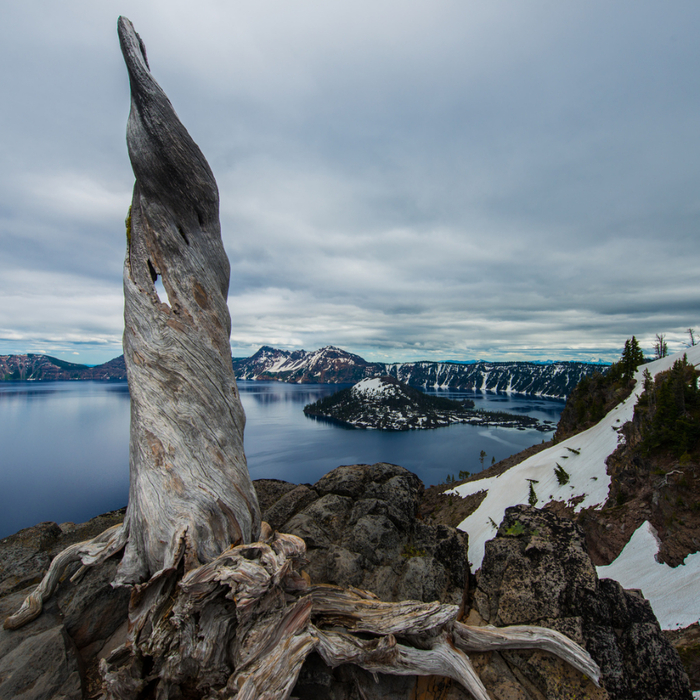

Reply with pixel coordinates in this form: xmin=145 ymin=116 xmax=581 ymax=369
xmin=0 ymin=463 xmax=691 ymax=699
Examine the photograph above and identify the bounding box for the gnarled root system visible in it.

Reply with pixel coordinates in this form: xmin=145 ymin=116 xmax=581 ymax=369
xmin=7 ymin=523 xmax=600 ymax=699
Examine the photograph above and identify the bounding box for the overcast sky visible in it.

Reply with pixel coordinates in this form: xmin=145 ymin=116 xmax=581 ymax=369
xmin=1 ymin=1 xmax=698 ymax=365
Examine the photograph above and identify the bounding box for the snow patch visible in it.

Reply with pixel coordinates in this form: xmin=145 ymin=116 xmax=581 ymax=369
xmin=351 ymin=377 xmax=396 ymax=398
xmin=597 ymin=521 xmax=700 ymax=630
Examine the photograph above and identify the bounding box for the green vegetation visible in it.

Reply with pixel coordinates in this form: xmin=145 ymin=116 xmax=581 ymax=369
xmin=620 ymin=336 xmax=645 ymax=382
xmin=125 ymin=205 xmax=132 ymax=246
xmin=527 ymin=479 xmax=539 ymax=507
xmin=402 ymin=544 xmax=426 ymax=558
xmin=554 ymin=463 xmax=570 ymax=485
xmin=555 ymin=336 xmax=646 ymax=440
xmin=636 ymin=354 xmax=700 ymax=457
xmin=505 ymin=520 xmax=526 ymax=536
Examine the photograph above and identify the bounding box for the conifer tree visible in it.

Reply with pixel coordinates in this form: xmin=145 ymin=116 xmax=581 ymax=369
xmin=621 ymin=336 xmax=644 ymax=382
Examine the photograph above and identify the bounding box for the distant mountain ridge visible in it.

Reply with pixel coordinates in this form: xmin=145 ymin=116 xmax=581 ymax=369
xmin=0 ymin=354 xmax=126 ymax=381
xmin=2 ymin=346 xmax=601 ymax=398
xmin=233 ymin=345 xmax=602 ymax=399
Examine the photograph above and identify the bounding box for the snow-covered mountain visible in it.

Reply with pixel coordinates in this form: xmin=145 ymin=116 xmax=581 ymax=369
xmin=233 ymin=346 xmax=381 ymax=385
xmin=447 ymin=344 xmax=700 ymax=631
xmin=233 ymin=345 xmax=602 ymax=399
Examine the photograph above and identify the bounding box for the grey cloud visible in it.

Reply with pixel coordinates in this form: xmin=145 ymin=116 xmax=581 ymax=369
xmin=1 ymin=1 xmax=699 ymax=365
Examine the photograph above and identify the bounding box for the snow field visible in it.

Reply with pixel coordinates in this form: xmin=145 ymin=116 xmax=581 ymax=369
xmin=447 ymin=344 xmax=700 ymax=630
xmin=596 ymin=521 xmax=700 ymax=629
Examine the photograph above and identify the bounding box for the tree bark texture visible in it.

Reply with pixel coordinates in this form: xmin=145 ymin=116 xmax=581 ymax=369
xmin=116 ymin=16 xmax=260 ymax=586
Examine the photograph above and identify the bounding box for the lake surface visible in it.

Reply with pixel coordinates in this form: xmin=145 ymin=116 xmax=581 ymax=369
xmin=0 ymin=380 xmax=563 ymax=539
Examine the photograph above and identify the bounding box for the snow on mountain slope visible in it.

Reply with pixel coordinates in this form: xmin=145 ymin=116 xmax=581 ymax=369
xmin=448 ymin=343 xmax=700 ymax=629
xmin=596 ymin=521 xmax=700 ymax=630
xmin=233 ymin=346 xmax=600 ymax=398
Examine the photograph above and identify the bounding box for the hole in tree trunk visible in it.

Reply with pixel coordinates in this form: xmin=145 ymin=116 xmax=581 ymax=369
xmin=148 ymin=259 xmax=170 ymax=307
xmin=154 ymin=276 xmax=167 ymax=304
xmin=147 ymin=259 xmax=157 ymax=283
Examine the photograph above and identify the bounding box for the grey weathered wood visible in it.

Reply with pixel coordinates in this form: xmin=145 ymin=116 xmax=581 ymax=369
xmin=452 ymin=620 xmax=602 ymax=687
xmin=314 ymin=629 xmax=492 ymax=700
xmin=3 ymin=524 xmax=125 ymax=630
xmin=116 ymin=15 xmax=260 ymax=586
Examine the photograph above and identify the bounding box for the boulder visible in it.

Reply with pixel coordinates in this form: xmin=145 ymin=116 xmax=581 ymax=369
xmin=0 ymin=512 xmax=128 ymax=700
xmin=283 ymin=463 xmax=470 ymax=605
xmin=0 ymin=591 xmax=82 ymax=700
xmin=472 ymin=505 xmax=692 ymax=700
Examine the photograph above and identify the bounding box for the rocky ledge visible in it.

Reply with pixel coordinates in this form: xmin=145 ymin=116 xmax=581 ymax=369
xmin=0 ymin=463 xmax=691 ymax=699
xmin=304 ymin=376 xmax=552 ymax=432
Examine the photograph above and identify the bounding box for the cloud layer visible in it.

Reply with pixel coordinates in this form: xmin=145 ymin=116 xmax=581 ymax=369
xmin=2 ymin=1 xmax=699 ymax=364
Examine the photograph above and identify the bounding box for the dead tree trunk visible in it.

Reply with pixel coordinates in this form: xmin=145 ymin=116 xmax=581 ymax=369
xmin=5 ymin=18 xmax=602 ymax=700
xmin=116 ymin=15 xmax=260 ymax=586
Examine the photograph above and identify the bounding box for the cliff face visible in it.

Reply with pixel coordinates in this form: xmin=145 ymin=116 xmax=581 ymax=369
xmin=549 ymin=355 xmax=700 ymax=569
xmin=234 ymin=345 xmax=603 ymax=399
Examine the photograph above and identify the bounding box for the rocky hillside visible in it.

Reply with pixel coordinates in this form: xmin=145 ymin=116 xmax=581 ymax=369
xmin=426 ymin=345 xmax=700 ymax=692
xmin=233 ymin=345 xmax=603 ymax=399
xmin=304 ymin=375 xmax=550 ymax=431
xmin=0 ymin=464 xmax=691 ymax=699
xmin=0 ymin=354 xmax=126 ymax=381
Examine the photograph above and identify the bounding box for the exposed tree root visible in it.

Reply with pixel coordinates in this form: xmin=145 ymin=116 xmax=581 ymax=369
xmin=6 ymin=523 xmax=601 ymax=699
xmin=3 ymin=523 xmax=126 ymax=630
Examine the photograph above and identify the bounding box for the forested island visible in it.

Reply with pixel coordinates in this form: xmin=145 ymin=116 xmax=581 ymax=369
xmin=304 ymin=376 xmax=553 ymax=431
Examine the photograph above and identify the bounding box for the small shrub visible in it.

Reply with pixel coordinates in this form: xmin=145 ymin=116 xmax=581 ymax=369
xmin=402 ymin=544 xmax=426 ymax=558
xmin=505 ymin=521 xmax=526 ymax=536
xmin=566 ymin=447 xmax=581 ymax=455
xmin=527 ymin=479 xmax=539 ymax=507
xmin=554 ymin=463 xmax=570 ymax=485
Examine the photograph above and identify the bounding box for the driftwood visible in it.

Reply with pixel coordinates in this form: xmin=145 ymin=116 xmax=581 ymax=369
xmin=5 ymin=17 xmax=602 ymax=700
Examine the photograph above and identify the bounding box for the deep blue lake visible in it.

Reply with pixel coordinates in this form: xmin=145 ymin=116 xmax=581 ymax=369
xmin=0 ymin=380 xmax=563 ymax=539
